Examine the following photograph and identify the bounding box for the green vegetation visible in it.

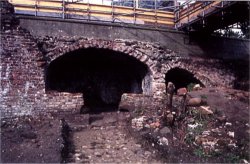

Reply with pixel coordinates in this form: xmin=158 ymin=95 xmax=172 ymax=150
xmin=194 ymin=148 xmax=205 ymax=158
xmin=134 ymin=108 xmax=144 ymax=116
xmin=187 ymin=83 xmax=196 ymax=92
xmin=184 ymin=132 xmax=195 ymax=144
xmin=226 ymin=153 xmax=241 ymax=163
xmin=200 ymin=95 xmax=207 ymax=99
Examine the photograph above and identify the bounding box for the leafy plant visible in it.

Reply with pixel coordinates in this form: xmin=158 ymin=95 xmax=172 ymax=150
xmin=210 ymin=150 xmax=222 ymax=157
xmin=184 ymin=132 xmax=195 ymax=144
xmin=200 ymin=95 xmax=207 ymax=99
xmin=194 ymin=148 xmax=205 ymax=157
xmin=226 ymin=153 xmax=240 ymax=163
xmin=187 ymin=83 xmax=196 ymax=92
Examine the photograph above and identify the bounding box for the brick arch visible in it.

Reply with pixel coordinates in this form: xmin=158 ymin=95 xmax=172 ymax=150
xmin=44 ymin=37 xmax=235 ymax=96
xmin=45 ymin=38 xmax=185 ymax=96
xmin=163 ymin=64 xmax=211 ymax=88
xmin=162 ymin=58 xmax=235 ymax=88
xmin=164 ymin=66 xmax=205 ymax=90
xmin=46 ymin=38 xmax=158 ymax=77
xmin=45 ymin=38 xmax=177 ymax=96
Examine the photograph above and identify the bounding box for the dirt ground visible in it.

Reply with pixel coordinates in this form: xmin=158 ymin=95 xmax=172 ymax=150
xmin=130 ymin=87 xmax=250 ymax=163
xmin=1 ymin=114 xmax=63 ymax=163
xmin=1 ymin=87 xmax=249 ymax=163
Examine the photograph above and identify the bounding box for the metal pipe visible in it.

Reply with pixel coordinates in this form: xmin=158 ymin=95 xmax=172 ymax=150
xmin=133 ymin=0 xmax=136 ymax=24
xmin=154 ymin=0 xmax=157 ymax=27
xmin=135 ymin=0 xmax=138 ymax=9
xmin=87 ymin=0 xmax=90 ymax=21
xmin=62 ymin=0 xmax=65 ymax=19
xmin=35 ymin=0 xmax=37 ymax=16
xmin=111 ymin=0 xmax=114 ymax=22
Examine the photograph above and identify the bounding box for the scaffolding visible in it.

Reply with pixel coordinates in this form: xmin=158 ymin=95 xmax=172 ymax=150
xmin=8 ymin=0 xmax=249 ymax=32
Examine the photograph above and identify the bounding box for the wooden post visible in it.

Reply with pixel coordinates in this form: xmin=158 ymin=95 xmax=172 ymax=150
xmin=166 ymin=82 xmax=175 ymax=110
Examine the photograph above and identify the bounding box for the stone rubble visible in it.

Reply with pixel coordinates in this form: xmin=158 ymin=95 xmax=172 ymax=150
xmin=131 ymin=116 xmax=147 ymax=131
xmin=159 ymin=127 xmax=171 ymax=135
xmin=177 ymin=87 xmax=188 ymax=96
xmin=158 ymin=137 xmax=169 ymax=146
xmin=227 ymin=131 xmax=235 ymax=138
xmin=193 ymin=84 xmax=202 ymax=91
xmin=69 ymin=113 xmax=161 ymax=163
xmin=187 ymin=97 xmax=203 ymax=106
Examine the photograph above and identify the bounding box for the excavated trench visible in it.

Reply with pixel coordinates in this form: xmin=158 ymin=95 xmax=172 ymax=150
xmin=46 ymin=48 xmax=151 ymax=111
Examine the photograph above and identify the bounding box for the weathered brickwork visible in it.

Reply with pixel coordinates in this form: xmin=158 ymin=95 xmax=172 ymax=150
xmin=119 ymin=93 xmax=167 ymax=112
xmin=162 ymin=58 xmax=236 ymax=88
xmin=46 ymin=91 xmax=83 ymax=113
xmin=0 ymin=0 xmax=84 ymax=117
xmin=0 ymin=0 xmax=237 ymax=118
xmin=1 ymin=21 xmax=45 ymax=117
xmin=39 ymin=36 xmax=235 ymax=94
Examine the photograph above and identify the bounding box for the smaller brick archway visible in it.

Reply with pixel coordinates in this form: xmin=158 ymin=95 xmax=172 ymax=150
xmin=46 ymin=47 xmax=152 ymax=109
xmin=165 ymin=67 xmax=204 ymax=91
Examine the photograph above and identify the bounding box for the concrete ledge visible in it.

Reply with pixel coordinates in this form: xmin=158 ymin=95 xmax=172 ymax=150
xmin=16 ymin=14 xmax=179 ymax=33
xmin=17 ymin=15 xmax=250 ymax=60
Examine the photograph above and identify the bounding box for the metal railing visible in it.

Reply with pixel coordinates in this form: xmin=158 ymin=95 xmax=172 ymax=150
xmin=8 ymin=0 xmax=175 ymax=27
xmin=8 ymin=0 xmax=240 ymax=30
xmin=175 ymin=0 xmax=236 ymax=29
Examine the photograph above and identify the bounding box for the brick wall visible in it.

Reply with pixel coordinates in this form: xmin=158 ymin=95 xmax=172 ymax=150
xmin=46 ymin=91 xmax=83 ymax=113
xmin=0 ymin=0 xmax=242 ymax=118
xmin=0 ymin=0 xmax=84 ymax=118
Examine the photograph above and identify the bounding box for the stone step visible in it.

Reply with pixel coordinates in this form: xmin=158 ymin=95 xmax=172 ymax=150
xmin=69 ymin=123 xmax=88 ymax=132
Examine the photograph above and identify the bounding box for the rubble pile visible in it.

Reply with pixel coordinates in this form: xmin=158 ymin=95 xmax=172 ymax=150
xmin=129 ymin=83 xmax=249 ymax=163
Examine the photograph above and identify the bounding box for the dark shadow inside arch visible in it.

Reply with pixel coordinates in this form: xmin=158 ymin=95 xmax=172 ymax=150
xmin=165 ymin=67 xmax=204 ymax=91
xmin=46 ymin=48 xmax=151 ymax=112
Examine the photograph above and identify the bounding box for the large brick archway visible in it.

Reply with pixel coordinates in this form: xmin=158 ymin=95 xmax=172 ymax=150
xmin=44 ymin=38 xmax=170 ymax=97
xmin=46 ymin=39 xmax=156 ymax=74
xmin=45 ymin=47 xmax=153 ymax=108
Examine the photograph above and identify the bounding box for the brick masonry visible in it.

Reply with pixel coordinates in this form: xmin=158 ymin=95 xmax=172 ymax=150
xmin=39 ymin=36 xmax=236 ymax=92
xmin=119 ymin=93 xmax=167 ymax=112
xmin=0 ymin=0 xmax=239 ymax=118
xmin=45 ymin=91 xmax=83 ymax=113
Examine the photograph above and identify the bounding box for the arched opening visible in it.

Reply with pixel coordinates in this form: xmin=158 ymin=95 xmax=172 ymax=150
xmin=165 ymin=67 xmax=204 ymax=91
xmin=46 ymin=48 xmax=151 ymax=111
